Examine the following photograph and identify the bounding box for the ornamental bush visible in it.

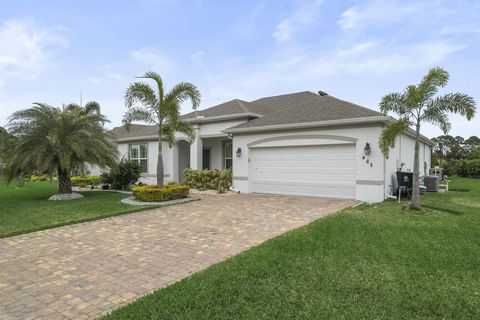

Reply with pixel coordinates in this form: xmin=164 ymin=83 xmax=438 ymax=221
xmin=101 ymin=160 xmax=141 ymax=190
xmin=132 ymin=184 xmax=190 ymax=202
xmin=71 ymin=176 xmax=102 ymax=186
xmin=183 ymin=168 xmax=232 ymax=193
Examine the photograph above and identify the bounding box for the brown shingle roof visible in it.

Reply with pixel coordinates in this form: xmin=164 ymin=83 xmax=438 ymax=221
xmin=227 ymin=93 xmax=382 ymax=130
xmin=111 ymin=91 xmax=383 ymax=139
xmin=110 ymin=124 xmax=157 ymax=140
xmin=182 ymin=99 xmax=252 ymax=119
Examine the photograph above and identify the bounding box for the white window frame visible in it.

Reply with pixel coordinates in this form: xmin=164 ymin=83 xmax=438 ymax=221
xmin=129 ymin=143 xmax=148 ymax=173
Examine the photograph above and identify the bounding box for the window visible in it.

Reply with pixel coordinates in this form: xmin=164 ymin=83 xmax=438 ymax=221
xmin=129 ymin=144 xmax=148 ymax=172
xmin=224 ymin=141 xmax=232 ymax=169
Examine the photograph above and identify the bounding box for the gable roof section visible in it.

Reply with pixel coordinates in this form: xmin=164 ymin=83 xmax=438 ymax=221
xmin=225 ymin=94 xmax=383 ymax=131
xmin=110 ymin=124 xmax=157 ymax=140
xmin=182 ymin=99 xmax=252 ymax=120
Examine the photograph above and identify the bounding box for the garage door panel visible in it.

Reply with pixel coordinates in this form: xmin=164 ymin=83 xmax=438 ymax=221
xmin=250 ymin=144 xmax=356 ymax=199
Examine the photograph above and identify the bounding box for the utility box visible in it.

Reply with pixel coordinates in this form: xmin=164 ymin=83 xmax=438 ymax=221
xmin=423 ymin=175 xmax=439 ymax=192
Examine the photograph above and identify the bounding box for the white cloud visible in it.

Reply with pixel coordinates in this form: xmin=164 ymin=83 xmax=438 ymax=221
xmin=190 ymin=51 xmax=205 ymax=65
xmin=129 ymin=47 xmax=173 ymax=75
xmin=273 ymin=0 xmax=324 ymax=42
xmin=0 ymin=18 xmax=68 ymax=82
xmin=338 ymin=40 xmax=380 ymax=56
xmin=338 ymin=1 xmax=424 ymax=30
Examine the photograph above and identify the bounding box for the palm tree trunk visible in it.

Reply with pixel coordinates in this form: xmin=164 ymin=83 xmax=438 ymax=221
xmin=157 ymin=125 xmax=164 ymax=188
xmin=57 ymin=167 xmax=72 ymax=194
xmin=410 ymin=122 xmax=421 ymax=210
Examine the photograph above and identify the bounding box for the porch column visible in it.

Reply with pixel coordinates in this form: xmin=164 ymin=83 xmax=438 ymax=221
xmin=190 ymin=127 xmax=202 ymax=170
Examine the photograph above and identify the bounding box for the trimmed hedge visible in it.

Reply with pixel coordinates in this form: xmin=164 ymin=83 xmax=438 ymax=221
xmin=183 ymin=168 xmax=232 ymax=193
xmin=71 ymin=176 xmax=102 ymax=186
xmin=132 ymin=184 xmax=190 ymax=202
xmin=443 ymin=159 xmax=480 ymax=178
xmin=31 ymin=175 xmax=48 ymax=182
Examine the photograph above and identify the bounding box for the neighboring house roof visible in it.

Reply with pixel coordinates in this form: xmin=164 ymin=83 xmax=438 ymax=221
xmin=110 ymin=124 xmax=157 ymax=140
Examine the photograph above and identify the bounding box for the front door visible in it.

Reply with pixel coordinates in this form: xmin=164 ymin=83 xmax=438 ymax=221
xmin=202 ymin=148 xmax=211 ymax=169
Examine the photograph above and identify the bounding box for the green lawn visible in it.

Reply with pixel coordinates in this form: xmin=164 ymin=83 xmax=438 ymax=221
xmin=0 ymin=180 xmax=151 ymax=238
xmin=103 ymin=177 xmax=480 ymax=319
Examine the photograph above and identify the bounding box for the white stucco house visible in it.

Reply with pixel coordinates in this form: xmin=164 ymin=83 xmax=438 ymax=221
xmin=100 ymin=91 xmax=433 ymax=203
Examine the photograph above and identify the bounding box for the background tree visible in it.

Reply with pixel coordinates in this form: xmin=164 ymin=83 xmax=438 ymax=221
xmin=464 ymin=136 xmax=480 ymax=159
xmin=4 ymin=103 xmax=117 ymax=195
xmin=123 ymin=71 xmax=201 ymax=187
xmin=379 ymin=67 xmax=476 ymax=210
xmin=432 ymin=134 xmax=480 ymax=163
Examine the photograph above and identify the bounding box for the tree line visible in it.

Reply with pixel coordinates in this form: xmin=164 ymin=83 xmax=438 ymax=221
xmin=431 ymin=135 xmax=480 ymax=164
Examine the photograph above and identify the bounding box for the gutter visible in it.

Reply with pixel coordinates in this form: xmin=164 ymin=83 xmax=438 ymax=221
xmin=223 ymin=116 xmax=391 ymax=134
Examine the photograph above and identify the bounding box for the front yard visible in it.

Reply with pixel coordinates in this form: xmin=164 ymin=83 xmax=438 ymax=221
xmin=0 ymin=180 xmax=150 ymax=238
xmin=103 ymin=177 xmax=480 ymax=319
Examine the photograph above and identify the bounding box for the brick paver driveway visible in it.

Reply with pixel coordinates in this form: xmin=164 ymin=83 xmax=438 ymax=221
xmin=0 ymin=193 xmax=356 ymax=319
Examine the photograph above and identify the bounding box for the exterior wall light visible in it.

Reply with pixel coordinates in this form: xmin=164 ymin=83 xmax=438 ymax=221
xmin=364 ymin=142 xmax=371 ymax=155
xmin=236 ymin=147 xmax=242 ymax=157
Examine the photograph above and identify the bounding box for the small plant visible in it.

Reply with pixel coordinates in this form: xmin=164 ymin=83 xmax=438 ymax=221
xmin=101 ymin=159 xmax=141 ymax=190
xmin=132 ymin=184 xmax=190 ymax=202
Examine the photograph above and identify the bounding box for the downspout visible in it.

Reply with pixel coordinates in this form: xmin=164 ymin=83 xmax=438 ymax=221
xmin=384 ymin=129 xmax=397 ymax=200
xmin=227 ymin=133 xmax=241 ymax=193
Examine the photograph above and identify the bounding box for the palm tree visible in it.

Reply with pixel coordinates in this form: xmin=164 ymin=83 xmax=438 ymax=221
xmin=123 ymin=71 xmax=201 ymax=187
xmin=379 ymin=67 xmax=476 ymax=210
xmin=4 ymin=103 xmax=117 ymax=195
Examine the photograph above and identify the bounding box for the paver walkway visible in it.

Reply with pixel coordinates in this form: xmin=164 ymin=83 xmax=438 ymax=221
xmin=0 ymin=194 xmax=356 ymax=319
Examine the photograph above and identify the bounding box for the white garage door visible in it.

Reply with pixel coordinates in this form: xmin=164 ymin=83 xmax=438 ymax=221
xmin=250 ymin=144 xmax=356 ymax=199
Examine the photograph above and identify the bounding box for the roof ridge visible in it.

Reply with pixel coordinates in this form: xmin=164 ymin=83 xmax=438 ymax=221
xmin=234 ymin=99 xmax=251 ymax=113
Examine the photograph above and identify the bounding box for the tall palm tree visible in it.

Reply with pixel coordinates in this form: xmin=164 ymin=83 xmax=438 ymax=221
xmin=379 ymin=67 xmax=476 ymax=210
xmin=4 ymin=103 xmax=117 ymax=195
xmin=123 ymin=71 xmax=201 ymax=187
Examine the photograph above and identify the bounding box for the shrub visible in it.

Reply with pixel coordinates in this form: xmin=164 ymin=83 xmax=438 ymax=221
xmin=183 ymin=168 xmax=232 ymax=193
xmin=71 ymin=176 xmax=102 ymax=186
xmin=443 ymin=159 xmax=480 ymax=178
xmin=132 ymin=184 xmax=190 ymax=202
xmin=31 ymin=175 xmax=48 ymax=182
xmin=101 ymin=160 xmax=141 ymax=190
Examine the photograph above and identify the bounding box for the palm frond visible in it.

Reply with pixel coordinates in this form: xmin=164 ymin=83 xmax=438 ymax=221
xmin=379 ymin=92 xmax=408 ymax=116
xmin=427 ymin=93 xmax=476 ymax=120
xmin=378 ymin=119 xmax=410 ymax=157
xmin=122 ymin=107 xmax=157 ymax=129
xmin=83 ymin=101 xmax=101 ymax=115
xmin=125 ymin=81 xmax=158 ymax=109
xmin=417 ymin=67 xmax=449 ymax=102
xmin=164 ymin=82 xmax=201 ymax=110
xmin=422 ymin=106 xmax=451 ymax=133
xmin=141 ymin=71 xmax=164 ymax=102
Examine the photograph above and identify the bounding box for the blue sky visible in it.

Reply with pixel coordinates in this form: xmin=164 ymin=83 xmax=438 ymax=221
xmin=0 ymin=0 xmax=479 ymax=138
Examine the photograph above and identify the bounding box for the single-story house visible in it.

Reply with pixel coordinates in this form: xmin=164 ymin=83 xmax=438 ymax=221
xmin=98 ymin=91 xmax=433 ymax=203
